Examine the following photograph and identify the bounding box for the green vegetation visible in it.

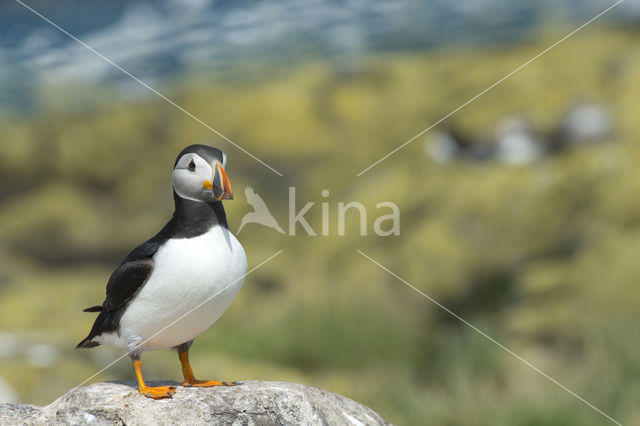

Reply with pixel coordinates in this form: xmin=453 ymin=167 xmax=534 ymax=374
xmin=1 ymin=28 xmax=640 ymax=424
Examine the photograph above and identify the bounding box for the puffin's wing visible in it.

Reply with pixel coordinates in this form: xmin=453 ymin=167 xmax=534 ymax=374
xmin=103 ymin=257 xmax=154 ymax=312
xmin=81 ymin=221 xmax=171 ymax=315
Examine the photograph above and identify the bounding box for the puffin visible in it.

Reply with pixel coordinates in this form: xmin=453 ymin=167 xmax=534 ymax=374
xmin=77 ymin=144 xmax=248 ymax=400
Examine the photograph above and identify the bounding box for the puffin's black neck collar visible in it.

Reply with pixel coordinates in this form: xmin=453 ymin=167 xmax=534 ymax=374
xmin=169 ymin=191 xmax=229 ymax=238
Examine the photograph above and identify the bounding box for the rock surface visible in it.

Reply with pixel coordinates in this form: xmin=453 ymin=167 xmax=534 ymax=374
xmin=0 ymin=380 xmax=389 ymax=425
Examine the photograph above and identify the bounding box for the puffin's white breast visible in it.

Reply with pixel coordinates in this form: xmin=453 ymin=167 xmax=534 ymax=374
xmin=115 ymin=225 xmax=247 ymax=351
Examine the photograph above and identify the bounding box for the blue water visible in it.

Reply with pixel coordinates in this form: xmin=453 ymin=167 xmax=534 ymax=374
xmin=0 ymin=0 xmax=631 ymax=114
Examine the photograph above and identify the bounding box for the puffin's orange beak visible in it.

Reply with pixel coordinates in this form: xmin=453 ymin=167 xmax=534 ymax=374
xmin=214 ymin=162 xmax=233 ymax=200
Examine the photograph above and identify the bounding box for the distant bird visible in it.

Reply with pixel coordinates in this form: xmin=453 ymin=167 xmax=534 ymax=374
xmin=560 ymin=103 xmax=613 ymax=145
xmin=425 ymin=127 xmax=494 ymax=164
xmin=237 ymin=186 xmax=285 ymax=234
xmin=77 ymin=145 xmax=247 ymax=400
xmin=494 ymin=117 xmax=543 ymax=165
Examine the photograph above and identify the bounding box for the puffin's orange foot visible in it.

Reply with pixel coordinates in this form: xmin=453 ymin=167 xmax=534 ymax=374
xmin=139 ymin=385 xmax=177 ymax=399
xmin=182 ymin=379 xmax=236 ymax=387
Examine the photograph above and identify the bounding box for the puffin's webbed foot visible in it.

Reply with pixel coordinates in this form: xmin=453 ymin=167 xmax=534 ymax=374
xmin=182 ymin=379 xmax=235 ymax=387
xmin=132 ymin=358 xmax=177 ymax=400
xmin=139 ymin=384 xmax=177 ymax=399
xmin=178 ymin=349 xmax=236 ymax=387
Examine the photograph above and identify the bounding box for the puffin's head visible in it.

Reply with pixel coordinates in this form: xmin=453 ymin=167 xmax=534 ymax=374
xmin=172 ymin=144 xmax=233 ymax=202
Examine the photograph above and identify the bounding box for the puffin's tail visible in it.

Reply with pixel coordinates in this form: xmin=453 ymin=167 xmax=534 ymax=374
xmin=76 ymin=336 xmax=100 ymax=349
xmin=76 ymin=305 xmax=105 ymax=348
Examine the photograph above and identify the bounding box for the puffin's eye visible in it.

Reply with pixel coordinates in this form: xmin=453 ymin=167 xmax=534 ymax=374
xmin=187 ymin=160 xmax=196 ymax=172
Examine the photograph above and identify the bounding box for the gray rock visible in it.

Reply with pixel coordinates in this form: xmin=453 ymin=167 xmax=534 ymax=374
xmin=0 ymin=381 xmax=389 ymax=425
xmin=0 ymin=403 xmax=42 ymax=425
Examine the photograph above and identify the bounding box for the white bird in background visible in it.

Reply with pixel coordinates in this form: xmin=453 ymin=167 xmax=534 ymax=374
xmin=237 ymin=186 xmax=285 ymax=234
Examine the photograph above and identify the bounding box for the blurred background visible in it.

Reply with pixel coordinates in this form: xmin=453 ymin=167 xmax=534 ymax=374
xmin=1 ymin=0 xmax=640 ymax=424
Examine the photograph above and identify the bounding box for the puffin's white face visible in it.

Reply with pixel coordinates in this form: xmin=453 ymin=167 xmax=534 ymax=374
xmin=172 ymin=153 xmax=232 ymax=202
